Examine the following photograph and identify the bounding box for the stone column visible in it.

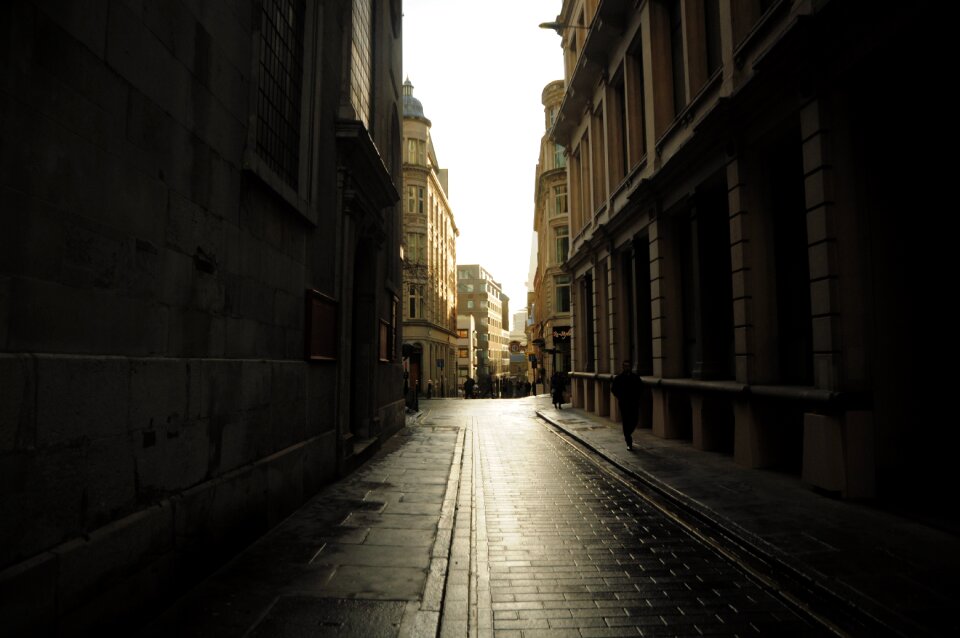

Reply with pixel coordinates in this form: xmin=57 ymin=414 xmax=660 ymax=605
xmin=799 ymin=97 xmax=875 ymax=497
xmin=726 ymin=152 xmax=776 ymax=467
xmin=801 ymin=98 xmax=841 ymax=391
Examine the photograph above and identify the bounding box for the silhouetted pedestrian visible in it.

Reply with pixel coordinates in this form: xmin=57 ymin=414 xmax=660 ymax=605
xmin=612 ymin=360 xmax=642 ymax=450
xmin=550 ymin=371 xmax=565 ymax=409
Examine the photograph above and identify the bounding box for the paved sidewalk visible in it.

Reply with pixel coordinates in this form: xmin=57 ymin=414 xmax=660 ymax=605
xmin=536 ymin=397 xmax=960 ymax=637
xmin=138 ymin=420 xmax=466 ymax=637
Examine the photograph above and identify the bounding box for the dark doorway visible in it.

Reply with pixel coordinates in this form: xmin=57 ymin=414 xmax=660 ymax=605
xmin=350 ymin=240 xmax=378 ymax=439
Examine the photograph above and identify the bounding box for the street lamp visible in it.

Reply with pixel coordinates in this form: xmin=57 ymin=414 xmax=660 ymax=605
xmin=538 ymin=21 xmax=590 ymax=35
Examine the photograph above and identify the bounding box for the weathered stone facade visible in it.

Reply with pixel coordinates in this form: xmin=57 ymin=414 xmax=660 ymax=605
xmin=529 ymin=79 xmax=573 ymax=389
xmin=552 ymin=0 xmax=943 ymax=507
xmin=0 ymin=0 xmax=403 ymax=632
xmin=456 ymin=266 xmax=509 ymax=382
xmin=401 ymin=79 xmax=459 ymax=398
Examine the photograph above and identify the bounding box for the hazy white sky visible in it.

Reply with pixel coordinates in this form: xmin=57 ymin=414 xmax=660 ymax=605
xmin=402 ymin=0 xmax=564 ymax=329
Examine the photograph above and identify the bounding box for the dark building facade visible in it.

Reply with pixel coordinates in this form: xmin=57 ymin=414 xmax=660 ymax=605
xmin=1 ymin=0 xmax=404 ymax=632
xmin=552 ymin=0 xmax=944 ymax=510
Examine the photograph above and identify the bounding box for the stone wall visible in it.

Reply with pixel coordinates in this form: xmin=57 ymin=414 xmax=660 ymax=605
xmin=1 ymin=0 xmax=401 ymax=632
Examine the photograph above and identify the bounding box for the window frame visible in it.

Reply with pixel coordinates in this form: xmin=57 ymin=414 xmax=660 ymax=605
xmin=555 ymin=275 xmax=571 ymax=313
xmin=555 ymin=225 xmax=570 ymax=264
xmin=244 ymin=0 xmax=320 ymax=226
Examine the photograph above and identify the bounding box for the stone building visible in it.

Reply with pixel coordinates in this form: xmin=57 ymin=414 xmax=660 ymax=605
xmin=456 ymin=265 xmax=509 ymax=384
xmin=549 ymin=0 xmax=944 ymax=507
xmin=0 ymin=0 xmax=403 ymax=631
xmin=401 ymin=79 xmax=459 ymax=398
xmin=509 ymin=309 xmax=531 ymax=383
xmin=530 ymin=79 xmax=573 ymax=388
xmin=456 ymin=314 xmax=478 ymax=393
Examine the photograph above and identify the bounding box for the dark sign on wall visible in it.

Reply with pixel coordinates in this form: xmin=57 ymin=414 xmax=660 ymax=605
xmin=306 ymin=290 xmax=338 ymax=361
xmin=552 ymin=326 xmax=571 ymax=343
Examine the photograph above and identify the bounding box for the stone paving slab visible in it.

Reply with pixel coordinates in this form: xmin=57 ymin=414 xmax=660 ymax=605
xmin=137 ymin=422 xmax=464 ymax=637
xmin=536 ymin=397 xmax=960 ymax=637
xmin=247 ymin=597 xmax=406 ymax=637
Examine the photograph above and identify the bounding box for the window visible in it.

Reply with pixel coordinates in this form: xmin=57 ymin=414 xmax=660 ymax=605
xmin=553 ymin=184 xmax=568 ymax=217
xmin=554 ymin=144 xmax=567 ymax=169
xmin=610 ymin=69 xmax=628 ymax=186
xmin=417 ymin=187 xmax=425 ymax=214
xmin=457 ymin=329 xmax=468 ymax=338
xmin=254 ymin=0 xmax=306 ymax=191
xmin=591 ymin=105 xmax=605 ymax=211
xmin=733 ymin=0 xmax=776 ymax=44
xmin=704 ymin=0 xmax=722 ymax=76
xmin=406 ymin=186 xmax=416 ymax=213
xmin=555 ymin=226 xmax=569 ymax=264
xmin=408 ymin=284 xmax=424 ymax=318
xmin=569 ymin=146 xmax=582 ymax=235
xmin=626 ymin=35 xmax=646 ymax=166
xmin=668 ymin=0 xmax=687 ymax=116
xmin=406 ymin=138 xmax=426 ymax=165
xmin=406 ymin=233 xmax=426 ymax=263
xmin=556 ymin=275 xmax=571 ymax=313
xmin=350 ymin=0 xmax=372 ymax=128
xmin=467 ymin=300 xmax=474 ymax=309
xmin=458 ymin=347 xmax=469 ymax=358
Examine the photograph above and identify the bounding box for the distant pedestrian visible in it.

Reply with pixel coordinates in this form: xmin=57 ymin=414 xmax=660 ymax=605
xmin=464 ymin=377 xmax=475 ymax=399
xmin=550 ymin=371 xmax=565 ymax=409
xmin=612 ymin=360 xmax=642 ymax=450
xmin=427 ymin=379 xmax=433 ymax=399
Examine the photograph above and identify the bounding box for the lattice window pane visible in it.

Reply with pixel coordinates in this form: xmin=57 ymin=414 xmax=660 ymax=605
xmin=256 ymin=0 xmax=305 ymax=191
xmin=351 ymin=0 xmax=372 ymax=127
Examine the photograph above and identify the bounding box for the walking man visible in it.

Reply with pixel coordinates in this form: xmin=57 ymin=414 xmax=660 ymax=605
xmin=550 ymin=371 xmax=564 ymax=409
xmin=611 ymin=360 xmax=642 ymax=450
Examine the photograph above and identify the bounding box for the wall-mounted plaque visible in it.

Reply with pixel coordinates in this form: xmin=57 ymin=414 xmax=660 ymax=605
xmin=379 ymin=319 xmax=392 ymax=362
xmin=305 ymin=290 xmax=338 ymax=361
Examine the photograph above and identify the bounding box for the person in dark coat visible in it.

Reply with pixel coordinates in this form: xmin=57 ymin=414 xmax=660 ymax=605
xmin=612 ymin=360 xmax=642 ymax=450
xmin=464 ymin=377 xmax=475 ymax=399
xmin=550 ymin=371 xmax=564 ymax=409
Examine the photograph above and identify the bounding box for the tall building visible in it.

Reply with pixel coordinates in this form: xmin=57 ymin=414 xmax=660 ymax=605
xmin=530 ymin=80 xmax=572 ymax=387
xmin=549 ymin=0 xmax=943 ymax=507
xmin=456 ymin=265 xmax=509 ymax=383
xmin=401 ymin=79 xmax=459 ymax=397
xmin=0 ymin=1 xmax=403 ymax=631
xmin=456 ymin=314 xmax=478 ymax=392
xmin=509 ymin=309 xmax=531 ymax=383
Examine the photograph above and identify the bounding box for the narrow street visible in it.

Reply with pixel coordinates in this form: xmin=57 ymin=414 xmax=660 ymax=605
xmin=443 ymin=399 xmax=819 ymax=638
xmin=140 ymin=398 xmax=829 ymax=637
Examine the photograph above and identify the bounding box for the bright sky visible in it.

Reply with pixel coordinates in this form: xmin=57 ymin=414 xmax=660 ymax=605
xmin=402 ymin=0 xmax=564 ymax=330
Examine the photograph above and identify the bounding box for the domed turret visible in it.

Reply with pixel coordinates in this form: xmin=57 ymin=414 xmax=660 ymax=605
xmin=402 ymin=77 xmax=430 ymax=124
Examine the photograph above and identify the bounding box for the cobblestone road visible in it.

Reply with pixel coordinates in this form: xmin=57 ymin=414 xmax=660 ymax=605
xmin=140 ymin=398 xmax=831 ymax=637
xmin=429 ymin=398 xmax=824 ymax=638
